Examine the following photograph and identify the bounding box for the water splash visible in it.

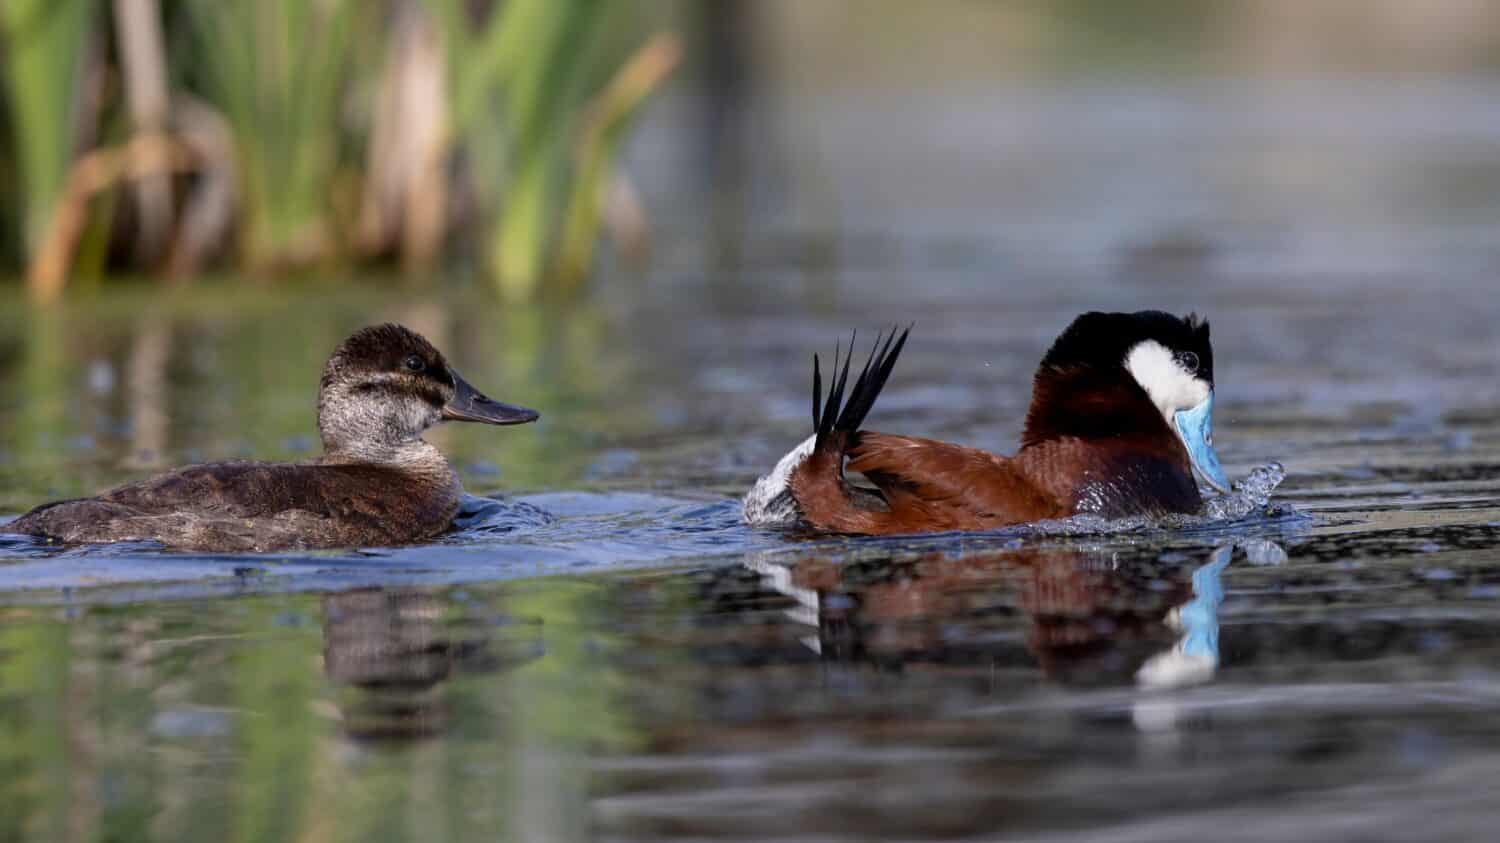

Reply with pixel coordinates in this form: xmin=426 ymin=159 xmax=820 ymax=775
xmin=1013 ymin=462 xmax=1293 ymax=538
xmin=1203 ymin=462 xmax=1286 ymax=520
xmin=1239 ymin=537 xmax=1290 ymax=566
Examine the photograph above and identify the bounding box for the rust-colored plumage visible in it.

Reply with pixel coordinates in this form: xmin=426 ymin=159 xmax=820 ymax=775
xmin=770 ymin=312 xmax=1217 ymax=535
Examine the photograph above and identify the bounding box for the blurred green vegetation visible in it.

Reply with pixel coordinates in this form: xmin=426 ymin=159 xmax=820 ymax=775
xmin=0 ymin=0 xmax=679 ymax=301
xmin=0 ymin=0 xmax=96 ymax=259
xmin=181 ymin=0 xmax=360 ymax=272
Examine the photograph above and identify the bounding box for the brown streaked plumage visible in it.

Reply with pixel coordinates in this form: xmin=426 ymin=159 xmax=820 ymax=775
xmin=745 ymin=311 xmax=1223 ymax=535
xmin=5 ymin=323 xmax=539 ymax=552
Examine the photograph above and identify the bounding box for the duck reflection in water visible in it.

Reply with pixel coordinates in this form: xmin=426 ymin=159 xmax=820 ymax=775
xmin=746 ymin=543 xmax=1245 ymax=688
xmin=322 ymin=588 xmax=542 ymax=741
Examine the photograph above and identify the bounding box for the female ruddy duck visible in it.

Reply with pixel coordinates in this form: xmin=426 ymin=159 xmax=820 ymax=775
xmin=5 ymin=324 xmax=538 ymax=551
xmin=744 ymin=310 xmax=1231 ymax=535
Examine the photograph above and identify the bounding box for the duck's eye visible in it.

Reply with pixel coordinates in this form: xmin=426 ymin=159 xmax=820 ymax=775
xmin=403 ymin=354 xmax=425 ymax=373
xmin=1179 ymin=351 xmax=1200 ymax=374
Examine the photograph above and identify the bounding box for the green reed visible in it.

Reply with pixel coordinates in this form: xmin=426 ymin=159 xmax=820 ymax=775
xmin=0 ymin=1 xmax=672 ymax=299
xmin=429 ymin=0 xmax=672 ymax=299
xmin=181 ymin=0 xmax=359 ymax=271
xmin=0 ymin=0 xmax=96 ymax=258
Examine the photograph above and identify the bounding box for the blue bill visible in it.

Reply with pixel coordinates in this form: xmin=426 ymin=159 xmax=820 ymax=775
xmin=1174 ymin=393 xmax=1231 ymax=493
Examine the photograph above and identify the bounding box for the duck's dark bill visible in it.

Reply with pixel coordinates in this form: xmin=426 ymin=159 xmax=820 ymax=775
xmin=442 ymin=372 xmax=539 ymax=426
xmin=1173 ymin=393 xmax=1230 ymax=494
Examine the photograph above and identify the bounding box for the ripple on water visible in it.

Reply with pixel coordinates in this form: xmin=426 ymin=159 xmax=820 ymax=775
xmin=0 ymin=462 xmax=1306 ymax=598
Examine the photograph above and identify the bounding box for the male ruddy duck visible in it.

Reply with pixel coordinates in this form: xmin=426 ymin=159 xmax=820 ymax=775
xmin=5 ymin=324 xmax=538 ymax=552
xmin=743 ymin=311 xmax=1230 ymax=535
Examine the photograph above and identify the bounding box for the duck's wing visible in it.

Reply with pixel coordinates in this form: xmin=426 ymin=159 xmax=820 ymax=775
xmin=15 ymin=506 xmax=343 ymax=552
xmin=98 ymin=461 xmax=403 ymax=514
xmin=97 ymin=462 xmax=329 ymax=516
xmin=8 ymin=465 xmax=276 ymax=543
xmin=84 ymin=462 xmax=451 ymax=548
xmin=93 ymin=462 xmax=244 ymax=510
xmin=845 ymin=432 xmax=1066 ymax=530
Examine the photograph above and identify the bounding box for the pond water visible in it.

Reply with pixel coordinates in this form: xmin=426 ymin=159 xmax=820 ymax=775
xmin=4 ymin=82 xmax=1500 ymax=839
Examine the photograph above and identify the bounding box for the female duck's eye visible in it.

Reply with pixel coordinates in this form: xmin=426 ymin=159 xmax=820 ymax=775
xmin=403 ymin=354 xmax=425 ymax=373
xmin=1179 ymin=351 xmax=1200 ymax=374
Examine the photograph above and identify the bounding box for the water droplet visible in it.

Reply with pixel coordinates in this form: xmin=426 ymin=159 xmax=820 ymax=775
xmin=1240 ymin=539 xmax=1288 ymax=566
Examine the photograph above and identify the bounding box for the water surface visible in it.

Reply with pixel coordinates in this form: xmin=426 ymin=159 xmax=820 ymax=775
xmin=5 ymin=79 xmax=1500 ymax=840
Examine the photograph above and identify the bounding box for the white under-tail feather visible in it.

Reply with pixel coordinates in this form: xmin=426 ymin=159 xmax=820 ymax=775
xmin=742 ymin=435 xmax=817 ymax=526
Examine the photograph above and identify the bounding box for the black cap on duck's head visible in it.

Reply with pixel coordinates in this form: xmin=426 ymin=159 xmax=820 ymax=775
xmin=317 ymin=323 xmax=539 ymax=456
xmin=1023 ymin=311 xmax=1229 ymax=493
xmin=1037 ymin=311 xmax=1213 ymax=388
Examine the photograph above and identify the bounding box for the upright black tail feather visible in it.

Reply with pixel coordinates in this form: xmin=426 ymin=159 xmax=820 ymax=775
xmin=811 ymin=326 xmax=911 ymax=445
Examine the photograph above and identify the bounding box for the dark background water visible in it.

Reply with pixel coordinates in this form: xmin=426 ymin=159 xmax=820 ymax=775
xmin=6 ymin=4 xmax=1500 ymax=840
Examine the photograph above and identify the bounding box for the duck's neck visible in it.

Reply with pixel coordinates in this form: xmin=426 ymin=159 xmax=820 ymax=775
xmin=322 ymin=437 xmax=456 ymax=480
xmin=1020 ymin=365 xmax=1170 ymax=448
xmin=317 ymin=381 xmax=448 ymax=468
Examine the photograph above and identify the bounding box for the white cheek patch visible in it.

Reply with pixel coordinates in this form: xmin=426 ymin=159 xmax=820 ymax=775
xmin=396 ymin=397 xmax=442 ymax=438
xmin=1125 ymin=340 xmax=1210 ymax=423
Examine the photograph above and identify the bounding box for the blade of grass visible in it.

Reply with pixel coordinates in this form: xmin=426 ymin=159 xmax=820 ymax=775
xmin=0 ymin=0 xmax=96 ymax=259
xmin=553 ymin=33 xmax=680 ymax=291
xmin=182 ymin=0 xmax=359 ymax=270
xmin=489 ymin=0 xmax=607 ymax=299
